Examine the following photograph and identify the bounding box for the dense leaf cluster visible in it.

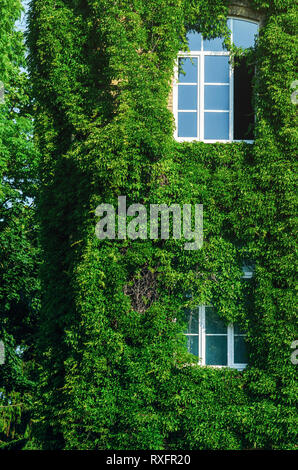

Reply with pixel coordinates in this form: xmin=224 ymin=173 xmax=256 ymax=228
xmin=0 ymin=0 xmax=40 ymax=448
xmin=25 ymin=0 xmax=297 ymax=449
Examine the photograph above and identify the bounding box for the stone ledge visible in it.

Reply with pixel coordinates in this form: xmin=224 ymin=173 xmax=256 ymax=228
xmin=229 ymin=1 xmax=265 ymax=25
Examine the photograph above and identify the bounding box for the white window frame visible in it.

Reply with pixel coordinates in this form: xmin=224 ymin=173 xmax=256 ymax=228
xmin=173 ymin=17 xmax=259 ymax=144
xmin=186 ymin=306 xmax=248 ymax=371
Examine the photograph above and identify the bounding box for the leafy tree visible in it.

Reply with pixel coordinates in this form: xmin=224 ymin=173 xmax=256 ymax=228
xmin=0 ymin=0 xmax=40 ymax=448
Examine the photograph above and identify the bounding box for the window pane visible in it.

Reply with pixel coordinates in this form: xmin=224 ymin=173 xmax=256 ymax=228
xmin=206 ymin=336 xmax=227 ymax=365
xmin=234 ymin=335 xmax=248 ymax=363
xmin=178 ymin=85 xmax=197 ymax=110
xmin=203 ymin=19 xmax=231 ymax=51
xmin=178 ymin=112 xmax=197 ymax=137
xmin=184 ymin=308 xmax=199 ymax=334
xmin=205 ymin=306 xmax=227 ymax=334
xmin=178 ymin=57 xmax=198 ymax=83
xmin=187 ymin=31 xmax=202 ymax=51
xmin=204 ymin=112 xmax=229 ymax=140
xmin=186 ymin=335 xmax=199 ymax=357
xmin=205 ymin=56 xmax=229 ymax=83
xmin=205 ymin=85 xmax=229 ymax=110
xmin=234 ymin=324 xmax=246 ymax=335
xmin=234 ymin=57 xmax=254 ymax=140
xmin=233 ymin=19 xmax=258 ymax=50
xmin=203 ymin=37 xmax=226 ymax=52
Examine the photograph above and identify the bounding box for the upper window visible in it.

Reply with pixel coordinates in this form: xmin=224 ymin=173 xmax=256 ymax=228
xmin=173 ymin=18 xmax=259 ymax=142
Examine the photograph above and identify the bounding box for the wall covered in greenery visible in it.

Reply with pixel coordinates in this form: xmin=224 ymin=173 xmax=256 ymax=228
xmin=25 ymin=0 xmax=297 ymax=449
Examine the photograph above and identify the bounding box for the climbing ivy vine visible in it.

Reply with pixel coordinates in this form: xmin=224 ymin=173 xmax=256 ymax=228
xmin=0 ymin=0 xmax=40 ymax=449
xmin=26 ymin=0 xmax=297 ymax=449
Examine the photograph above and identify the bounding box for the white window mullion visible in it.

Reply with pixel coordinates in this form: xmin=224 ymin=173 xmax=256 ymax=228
xmin=200 ymin=305 xmax=206 ymax=365
xmin=173 ymin=59 xmax=178 ymax=140
xmin=229 ymin=19 xmax=234 ymax=141
xmin=200 ymin=53 xmax=204 ymax=141
xmin=198 ymin=306 xmax=202 ymax=364
xmin=229 ymin=17 xmax=233 ymax=141
xmin=197 ymin=55 xmax=200 ymax=139
xmin=227 ymin=324 xmax=233 ymax=367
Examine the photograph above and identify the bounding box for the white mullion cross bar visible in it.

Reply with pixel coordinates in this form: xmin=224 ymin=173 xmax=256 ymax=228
xmin=205 ymin=334 xmax=228 ymax=336
xmin=204 ymin=110 xmax=230 ymax=113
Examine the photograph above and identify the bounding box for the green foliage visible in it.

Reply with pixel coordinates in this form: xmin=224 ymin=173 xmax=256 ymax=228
xmin=0 ymin=0 xmax=40 ymax=448
xmin=27 ymin=0 xmax=297 ymax=450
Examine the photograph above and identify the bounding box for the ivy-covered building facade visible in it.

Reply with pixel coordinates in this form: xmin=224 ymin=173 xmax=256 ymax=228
xmin=27 ymin=0 xmax=297 ymax=449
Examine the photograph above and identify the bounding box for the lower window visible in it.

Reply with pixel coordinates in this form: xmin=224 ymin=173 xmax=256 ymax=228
xmin=185 ymin=305 xmax=248 ymax=370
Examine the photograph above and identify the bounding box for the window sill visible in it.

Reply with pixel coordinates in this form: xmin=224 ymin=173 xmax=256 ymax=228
xmin=179 ymin=361 xmax=247 ymax=372
xmin=175 ymin=138 xmax=254 ymax=144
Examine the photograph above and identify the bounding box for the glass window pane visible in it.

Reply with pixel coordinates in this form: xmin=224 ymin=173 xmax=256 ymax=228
xmin=204 ymin=112 xmax=229 ymax=140
xmin=203 ymin=37 xmax=226 ymax=52
xmin=205 ymin=56 xmax=229 ymax=83
xmin=178 ymin=112 xmax=197 ymax=138
xmin=206 ymin=336 xmax=227 ymax=365
xmin=234 ymin=335 xmax=248 ymax=363
xmin=227 ymin=18 xmax=232 ymax=33
xmin=184 ymin=308 xmax=199 ymax=334
xmin=205 ymin=85 xmax=229 ymax=110
xmin=233 ymin=19 xmax=258 ymax=50
xmin=178 ymin=57 xmax=198 ymax=83
xmin=203 ymin=19 xmax=232 ymax=51
xmin=205 ymin=307 xmax=227 ymax=334
xmin=234 ymin=57 xmax=254 ymax=140
xmin=178 ymin=85 xmax=197 ymax=110
xmin=187 ymin=31 xmax=202 ymax=51
xmin=234 ymin=324 xmax=246 ymax=335
xmin=186 ymin=335 xmax=199 ymax=357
